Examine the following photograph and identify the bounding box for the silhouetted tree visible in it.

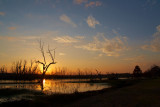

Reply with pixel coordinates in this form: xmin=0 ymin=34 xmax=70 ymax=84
xmin=36 ymin=40 xmax=56 ymax=83
xmin=133 ymin=65 xmax=142 ymax=78
xmin=144 ymin=65 xmax=160 ymax=78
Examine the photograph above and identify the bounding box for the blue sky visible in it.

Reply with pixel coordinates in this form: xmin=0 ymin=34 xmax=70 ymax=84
xmin=0 ymin=0 xmax=160 ymax=73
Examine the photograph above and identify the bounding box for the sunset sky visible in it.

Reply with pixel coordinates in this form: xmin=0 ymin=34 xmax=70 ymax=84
xmin=0 ymin=0 xmax=160 ymax=73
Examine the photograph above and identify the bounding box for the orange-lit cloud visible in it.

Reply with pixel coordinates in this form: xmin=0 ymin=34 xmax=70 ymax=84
xmin=59 ymin=53 xmax=66 ymax=56
xmin=86 ymin=15 xmax=100 ymax=28
xmin=75 ymin=33 xmax=128 ymax=56
xmin=60 ymin=14 xmax=77 ymax=27
xmin=73 ymin=0 xmax=88 ymax=4
xmin=0 ymin=12 xmax=5 ymax=16
xmin=0 ymin=35 xmax=41 ymax=42
xmin=73 ymin=0 xmax=102 ymax=8
xmin=85 ymin=1 xmax=102 ymax=8
xmin=53 ymin=36 xmax=79 ymax=43
xmin=8 ymin=26 xmax=16 ymax=30
xmin=0 ymin=36 xmax=17 ymax=41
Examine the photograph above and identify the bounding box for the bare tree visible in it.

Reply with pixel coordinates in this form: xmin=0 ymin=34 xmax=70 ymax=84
xmin=36 ymin=40 xmax=56 ymax=82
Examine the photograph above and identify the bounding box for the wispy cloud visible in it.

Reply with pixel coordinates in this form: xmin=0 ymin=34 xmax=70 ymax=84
xmin=53 ymin=36 xmax=79 ymax=43
xmin=59 ymin=52 xmax=66 ymax=56
xmin=86 ymin=15 xmax=100 ymax=28
xmin=60 ymin=14 xmax=77 ymax=27
xmin=0 ymin=12 xmax=5 ymax=16
xmin=123 ymin=55 xmax=145 ymax=65
xmin=0 ymin=35 xmax=42 ymax=42
xmin=142 ymin=25 xmax=160 ymax=52
xmin=85 ymin=1 xmax=102 ymax=8
xmin=73 ymin=0 xmax=88 ymax=4
xmin=0 ymin=31 xmax=59 ymax=42
xmin=75 ymin=33 xmax=128 ymax=56
xmin=123 ymin=55 xmax=144 ymax=62
xmin=73 ymin=0 xmax=102 ymax=8
xmin=0 ymin=36 xmax=17 ymax=41
xmin=75 ymin=36 xmax=85 ymax=39
xmin=8 ymin=27 xmax=16 ymax=30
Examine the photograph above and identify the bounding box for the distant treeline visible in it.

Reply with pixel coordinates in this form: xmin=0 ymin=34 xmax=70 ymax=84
xmin=0 ymin=73 xmax=131 ymax=80
xmin=0 ymin=60 xmax=131 ymax=80
xmin=132 ymin=65 xmax=160 ymax=78
xmin=0 ymin=60 xmax=40 ymax=80
xmin=0 ymin=60 xmax=160 ymax=80
xmin=143 ymin=65 xmax=160 ymax=78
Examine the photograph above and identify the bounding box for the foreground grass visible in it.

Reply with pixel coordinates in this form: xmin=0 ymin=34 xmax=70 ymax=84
xmin=1 ymin=78 xmax=160 ymax=107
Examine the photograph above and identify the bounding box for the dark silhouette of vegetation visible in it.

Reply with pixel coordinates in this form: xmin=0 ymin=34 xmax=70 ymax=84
xmin=144 ymin=65 xmax=160 ymax=78
xmin=11 ymin=60 xmax=39 ymax=80
xmin=96 ymin=69 xmax=102 ymax=80
xmin=107 ymin=73 xmax=119 ymax=80
xmin=133 ymin=65 xmax=142 ymax=78
xmin=0 ymin=65 xmax=7 ymax=74
xmin=0 ymin=60 xmax=41 ymax=80
xmin=0 ymin=65 xmax=8 ymax=80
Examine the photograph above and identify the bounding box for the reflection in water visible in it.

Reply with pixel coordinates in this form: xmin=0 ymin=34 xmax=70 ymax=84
xmin=0 ymin=79 xmax=110 ymax=95
xmin=40 ymin=79 xmax=45 ymax=91
xmin=43 ymin=79 xmax=45 ymax=84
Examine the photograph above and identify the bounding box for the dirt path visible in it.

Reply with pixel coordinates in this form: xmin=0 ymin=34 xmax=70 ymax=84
xmin=66 ymin=79 xmax=160 ymax=107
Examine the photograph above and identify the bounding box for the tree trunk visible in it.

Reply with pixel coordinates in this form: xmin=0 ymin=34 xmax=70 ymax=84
xmin=40 ymin=71 xmax=45 ymax=83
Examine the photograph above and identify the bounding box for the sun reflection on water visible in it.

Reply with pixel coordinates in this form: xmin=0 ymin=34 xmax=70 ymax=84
xmin=43 ymin=79 xmax=45 ymax=84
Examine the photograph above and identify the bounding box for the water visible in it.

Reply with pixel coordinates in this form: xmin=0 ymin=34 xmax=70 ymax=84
xmin=0 ymin=79 xmax=110 ymax=103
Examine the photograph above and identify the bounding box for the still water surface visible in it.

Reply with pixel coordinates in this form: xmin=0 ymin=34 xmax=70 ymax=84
xmin=0 ymin=79 xmax=110 ymax=103
xmin=0 ymin=79 xmax=110 ymax=94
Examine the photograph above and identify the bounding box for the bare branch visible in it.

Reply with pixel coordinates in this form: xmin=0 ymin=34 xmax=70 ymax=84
xmin=46 ymin=62 xmax=56 ymax=72
xmin=53 ymin=48 xmax=56 ymax=59
xmin=47 ymin=45 xmax=55 ymax=63
xmin=38 ymin=39 xmax=46 ymax=64
xmin=36 ymin=60 xmax=45 ymax=66
xmin=96 ymin=69 xmax=101 ymax=74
